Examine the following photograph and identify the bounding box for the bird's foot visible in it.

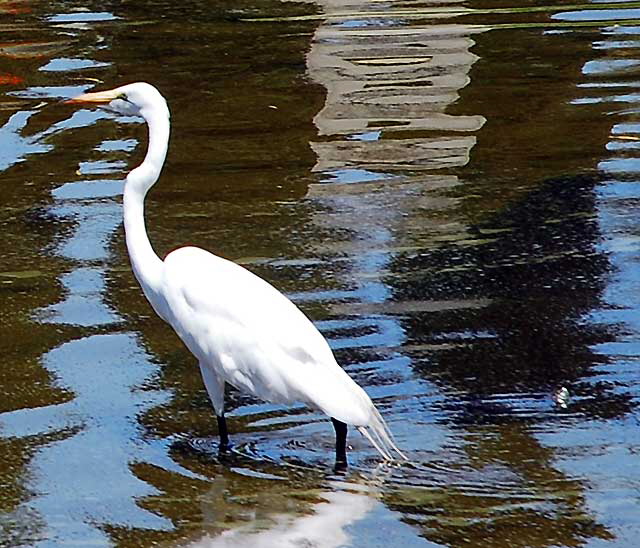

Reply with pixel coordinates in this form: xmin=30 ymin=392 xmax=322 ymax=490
xmin=218 ymin=440 xmax=233 ymax=454
xmin=333 ymin=459 xmax=348 ymax=473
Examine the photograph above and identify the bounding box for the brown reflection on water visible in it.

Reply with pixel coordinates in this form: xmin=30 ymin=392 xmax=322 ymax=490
xmin=0 ymin=8 xmax=94 ymax=545
xmin=306 ymin=11 xmax=485 ymax=253
xmin=387 ymin=423 xmax=613 ymax=548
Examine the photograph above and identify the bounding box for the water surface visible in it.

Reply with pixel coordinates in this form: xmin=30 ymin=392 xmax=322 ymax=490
xmin=1 ymin=1 xmax=639 ymax=546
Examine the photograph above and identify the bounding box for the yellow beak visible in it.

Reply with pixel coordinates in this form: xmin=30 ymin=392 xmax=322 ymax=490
xmin=66 ymin=88 xmax=121 ymax=104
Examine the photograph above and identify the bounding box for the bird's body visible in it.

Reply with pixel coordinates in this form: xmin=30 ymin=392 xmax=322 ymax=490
xmin=69 ymin=82 xmax=405 ymax=464
xmin=159 ymin=246 xmax=373 ymax=425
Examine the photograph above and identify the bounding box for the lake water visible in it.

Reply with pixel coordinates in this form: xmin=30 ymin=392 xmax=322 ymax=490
xmin=1 ymin=1 xmax=639 ymax=546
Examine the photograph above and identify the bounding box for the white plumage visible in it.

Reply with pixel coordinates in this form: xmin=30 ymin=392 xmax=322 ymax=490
xmin=69 ymin=82 xmax=405 ymax=464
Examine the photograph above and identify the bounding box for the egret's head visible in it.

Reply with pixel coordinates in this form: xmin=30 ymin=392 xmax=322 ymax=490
xmin=67 ymin=82 xmax=169 ymax=120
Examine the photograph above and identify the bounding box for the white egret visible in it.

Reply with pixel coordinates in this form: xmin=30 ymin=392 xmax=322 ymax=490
xmin=68 ymin=82 xmax=406 ymax=466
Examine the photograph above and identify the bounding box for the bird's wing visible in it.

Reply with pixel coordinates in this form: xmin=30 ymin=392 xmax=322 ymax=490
xmin=160 ymin=247 xmax=372 ymax=423
xmin=163 ymin=246 xmax=333 ymax=360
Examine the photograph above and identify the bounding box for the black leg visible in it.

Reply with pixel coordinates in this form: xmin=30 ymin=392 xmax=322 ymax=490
xmin=331 ymin=417 xmax=348 ymax=470
xmin=217 ymin=414 xmax=230 ymax=451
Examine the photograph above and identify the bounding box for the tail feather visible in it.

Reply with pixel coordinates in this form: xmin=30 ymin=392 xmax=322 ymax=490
xmin=357 ymin=426 xmax=392 ymax=460
xmin=357 ymin=407 xmax=408 ymax=461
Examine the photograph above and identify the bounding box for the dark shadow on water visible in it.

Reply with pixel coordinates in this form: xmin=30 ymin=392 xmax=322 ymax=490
xmin=391 ymin=173 xmax=635 ymax=421
xmin=377 ymin=173 xmax=620 ymax=548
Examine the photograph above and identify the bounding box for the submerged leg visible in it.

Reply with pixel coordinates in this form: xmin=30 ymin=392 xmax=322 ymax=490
xmin=199 ymin=362 xmax=230 ymax=450
xmin=331 ymin=417 xmax=348 ymax=469
xmin=217 ymin=414 xmax=230 ymax=451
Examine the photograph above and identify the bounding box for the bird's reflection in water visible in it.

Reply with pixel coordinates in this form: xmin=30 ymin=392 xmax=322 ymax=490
xmin=188 ymin=482 xmax=375 ymax=548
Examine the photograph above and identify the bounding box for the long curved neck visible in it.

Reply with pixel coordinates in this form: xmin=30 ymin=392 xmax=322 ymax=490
xmin=123 ymin=106 xmax=170 ymax=300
